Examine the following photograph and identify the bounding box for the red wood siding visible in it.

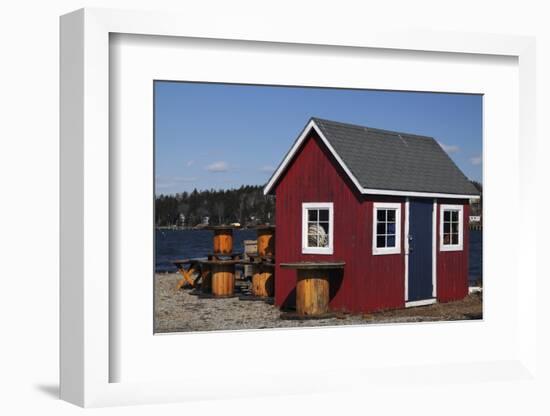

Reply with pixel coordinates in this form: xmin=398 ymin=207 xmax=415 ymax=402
xmin=274 ymin=132 xmax=405 ymax=313
xmin=436 ymin=200 xmax=470 ymax=302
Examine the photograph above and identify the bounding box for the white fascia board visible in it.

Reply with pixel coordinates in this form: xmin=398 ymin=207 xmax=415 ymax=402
xmin=263 ymin=120 xmax=481 ymax=201
xmin=361 ymin=188 xmax=480 ymax=200
xmin=263 ymin=120 xmax=317 ymax=195
xmin=264 ymin=119 xmax=365 ymax=195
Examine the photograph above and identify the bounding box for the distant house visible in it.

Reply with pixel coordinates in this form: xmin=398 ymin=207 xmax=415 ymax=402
xmin=178 ymin=213 xmax=186 ymax=226
xmin=264 ymin=118 xmax=480 ymax=313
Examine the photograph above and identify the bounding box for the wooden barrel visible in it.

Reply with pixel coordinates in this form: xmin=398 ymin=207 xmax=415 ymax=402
xmin=211 ymin=263 xmax=235 ymax=297
xmin=251 ymin=264 xmax=274 ymax=297
xmin=213 ymin=229 xmax=233 ymax=255
xmin=257 ymin=227 xmax=275 ymax=257
xmin=296 ymin=269 xmax=330 ymax=316
xmin=201 ymin=264 xmax=212 ymax=293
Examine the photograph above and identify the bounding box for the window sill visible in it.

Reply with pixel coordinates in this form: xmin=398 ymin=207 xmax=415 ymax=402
xmin=302 ymin=247 xmax=334 ymax=255
xmin=372 ymin=249 xmax=401 ymax=256
xmin=439 ymin=245 xmax=464 ymax=252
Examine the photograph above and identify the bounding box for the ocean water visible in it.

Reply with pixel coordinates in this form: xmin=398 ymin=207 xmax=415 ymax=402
xmin=156 ymin=228 xmax=483 ymax=283
xmin=155 ymin=229 xmax=256 ymax=273
xmin=468 ymin=229 xmax=482 ymax=283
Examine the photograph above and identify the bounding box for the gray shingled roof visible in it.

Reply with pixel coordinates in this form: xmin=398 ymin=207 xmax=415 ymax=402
xmin=310 ymin=117 xmax=479 ymax=196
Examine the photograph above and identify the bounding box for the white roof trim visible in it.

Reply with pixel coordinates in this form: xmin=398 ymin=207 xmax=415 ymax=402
xmin=263 ymin=120 xmax=480 ymax=200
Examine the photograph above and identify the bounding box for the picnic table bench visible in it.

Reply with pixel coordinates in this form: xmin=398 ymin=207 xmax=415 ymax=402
xmin=172 ymin=259 xmax=205 ymax=290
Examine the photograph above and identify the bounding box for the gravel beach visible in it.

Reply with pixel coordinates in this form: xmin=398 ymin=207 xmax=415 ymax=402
xmin=154 ymin=272 xmax=482 ymax=333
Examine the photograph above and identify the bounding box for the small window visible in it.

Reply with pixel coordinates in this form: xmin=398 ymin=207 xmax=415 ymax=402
xmin=372 ymin=202 xmax=401 ymax=255
xmin=302 ymin=202 xmax=333 ymax=254
xmin=440 ymin=204 xmax=463 ymax=251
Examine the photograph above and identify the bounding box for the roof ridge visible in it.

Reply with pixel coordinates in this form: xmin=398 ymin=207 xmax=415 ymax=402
xmin=311 ymin=116 xmax=435 ymax=141
xmin=264 ymin=117 xmax=479 ymax=197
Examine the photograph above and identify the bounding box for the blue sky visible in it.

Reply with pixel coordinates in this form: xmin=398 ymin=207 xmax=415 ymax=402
xmin=155 ymin=82 xmax=482 ymax=195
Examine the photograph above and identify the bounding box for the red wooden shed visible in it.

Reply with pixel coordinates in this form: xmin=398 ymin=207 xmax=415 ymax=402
xmin=264 ymin=118 xmax=480 ymax=313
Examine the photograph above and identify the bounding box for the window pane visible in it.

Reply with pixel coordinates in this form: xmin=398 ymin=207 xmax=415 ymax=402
xmin=451 ymin=222 xmax=458 ymax=233
xmin=377 ymin=209 xmax=386 ymax=222
xmin=451 ymin=210 xmax=459 ymax=222
xmin=376 ymin=222 xmax=385 ymax=235
xmin=376 ymin=236 xmax=386 ymax=248
xmin=443 ymin=234 xmax=451 ymax=245
xmin=319 ymin=209 xmax=329 ymax=222
xmin=451 ymin=233 xmax=459 ymax=245
xmin=387 ymin=209 xmax=396 ymax=222
xmin=387 ymin=222 xmax=396 ymax=235
xmin=443 ymin=222 xmax=450 ymax=233
xmin=308 ymin=222 xmax=328 ymax=247
xmin=387 ymin=235 xmax=395 ymax=247
xmin=307 ymin=224 xmax=317 ymax=247
xmin=308 ymin=209 xmax=318 ymax=221
xmin=443 ymin=210 xmax=450 ymax=222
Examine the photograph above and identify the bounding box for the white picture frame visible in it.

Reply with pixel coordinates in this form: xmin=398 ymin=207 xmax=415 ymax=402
xmin=60 ymin=8 xmax=539 ymax=408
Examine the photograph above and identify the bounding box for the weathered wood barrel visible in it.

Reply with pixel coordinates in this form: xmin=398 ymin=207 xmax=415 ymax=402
xmin=251 ymin=263 xmax=274 ymax=298
xmin=201 ymin=260 xmax=239 ymax=297
xmin=207 ymin=225 xmax=238 ymax=255
xmin=255 ymin=225 xmax=276 ymax=258
xmin=280 ymin=262 xmax=345 ymax=316
xmin=213 ymin=229 xmax=233 ymax=255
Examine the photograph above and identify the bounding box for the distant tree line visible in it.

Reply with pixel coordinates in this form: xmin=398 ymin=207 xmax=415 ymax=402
xmin=155 ymin=185 xmax=275 ymax=227
xmin=155 ymin=180 xmax=482 ymax=227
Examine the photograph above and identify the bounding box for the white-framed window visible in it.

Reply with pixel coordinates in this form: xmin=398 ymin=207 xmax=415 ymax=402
xmin=302 ymin=202 xmax=334 ymax=255
xmin=372 ymin=202 xmax=401 ymax=255
xmin=439 ymin=204 xmax=464 ymax=251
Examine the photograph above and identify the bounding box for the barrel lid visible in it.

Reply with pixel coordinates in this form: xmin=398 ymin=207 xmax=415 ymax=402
xmin=280 ymin=261 xmax=345 ymax=270
xmin=200 ymin=259 xmax=241 ymax=265
xmin=172 ymin=258 xmax=203 ymax=265
xmin=205 ymin=224 xmax=240 ymax=230
xmin=251 ymin=224 xmax=276 ymax=230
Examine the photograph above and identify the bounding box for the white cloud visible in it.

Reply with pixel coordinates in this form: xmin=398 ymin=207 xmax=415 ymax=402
xmin=206 ymin=161 xmax=229 ymax=172
xmin=437 ymin=141 xmax=460 ymax=154
xmin=259 ymin=165 xmax=276 ymax=173
xmin=156 ymin=176 xmax=198 ymax=188
xmin=469 ymin=156 xmax=482 ymax=165
xmin=185 ymin=160 xmax=195 ymax=167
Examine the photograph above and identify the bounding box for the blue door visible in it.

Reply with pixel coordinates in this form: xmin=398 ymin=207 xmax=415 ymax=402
xmin=408 ymin=199 xmax=433 ymax=301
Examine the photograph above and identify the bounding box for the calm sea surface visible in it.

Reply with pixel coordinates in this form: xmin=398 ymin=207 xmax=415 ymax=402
xmin=156 ymin=229 xmax=483 ymax=283
xmin=155 ymin=229 xmax=256 ymax=273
